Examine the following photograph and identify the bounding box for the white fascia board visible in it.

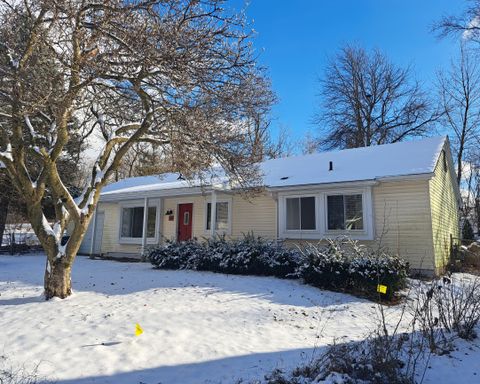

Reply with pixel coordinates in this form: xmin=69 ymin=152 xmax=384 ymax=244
xmin=266 ymin=180 xmax=378 ymax=193
xmin=100 ymin=186 xmax=214 ymax=202
xmin=375 ymin=172 xmax=435 ymax=182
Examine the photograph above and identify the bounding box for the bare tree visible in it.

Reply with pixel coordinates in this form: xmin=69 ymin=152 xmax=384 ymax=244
xmin=314 ymin=44 xmax=439 ymax=150
xmin=0 ymin=0 xmax=273 ymax=299
xmin=438 ymin=44 xmax=480 ymax=185
xmin=245 ymin=116 xmax=295 ymax=161
xmin=436 ymin=1 xmax=480 ymax=43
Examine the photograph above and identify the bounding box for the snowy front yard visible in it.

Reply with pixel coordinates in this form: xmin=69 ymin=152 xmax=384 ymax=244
xmin=0 ymin=254 xmax=479 ymax=384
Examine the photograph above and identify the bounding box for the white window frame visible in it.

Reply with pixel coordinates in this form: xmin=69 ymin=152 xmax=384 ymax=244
xmin=118 ymin=199 xmax=161 ymax=244
xmin=279 ymin=194 xmax=321 ymax=238
xmin=278 ymin=187 xmax=374 ymax=240
xmin=204 ymin=197 xmax=232 ymax=235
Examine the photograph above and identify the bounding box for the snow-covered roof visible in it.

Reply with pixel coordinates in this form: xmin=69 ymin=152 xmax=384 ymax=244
xmin=100 ymin=136 xmax=448 ymax=200
xmin=263 ymin=136 xmax=446 ymax=188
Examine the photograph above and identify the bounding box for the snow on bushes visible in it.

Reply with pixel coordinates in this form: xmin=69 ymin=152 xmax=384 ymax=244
xmin=148 ymin=234 xmax=302 ymax=278
xmin=298 ymin=238 xmax=409 ymax=300
xmin=147 ymin=236 xmax=409 ymax=300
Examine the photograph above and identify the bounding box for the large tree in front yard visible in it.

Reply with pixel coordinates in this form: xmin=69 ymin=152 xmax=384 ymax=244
xmin=0 ymin=0 xmax=273 ymax=299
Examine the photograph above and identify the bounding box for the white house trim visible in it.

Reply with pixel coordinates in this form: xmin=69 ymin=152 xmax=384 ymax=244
xmin=204 ymin=194 xmax=233 ymax=236
xmin=118 ymin=198 xmax=161 ymax=245
xmin=277 ymin=187 xmax=374 ymax=240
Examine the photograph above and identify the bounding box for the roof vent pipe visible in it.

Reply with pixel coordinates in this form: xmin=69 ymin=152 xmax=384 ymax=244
xmin=329 ymin=161 xmax=333 ymax=171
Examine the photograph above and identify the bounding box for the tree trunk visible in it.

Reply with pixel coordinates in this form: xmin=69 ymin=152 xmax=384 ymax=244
xmin=44 ymin=258 xmax=72 ymax=299
xmin=0 ymin=194 xmax=8 ymax=248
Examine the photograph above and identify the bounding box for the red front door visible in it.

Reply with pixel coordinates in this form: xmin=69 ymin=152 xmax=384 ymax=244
xmin=177 ymin=203 xmax=193 ymax=241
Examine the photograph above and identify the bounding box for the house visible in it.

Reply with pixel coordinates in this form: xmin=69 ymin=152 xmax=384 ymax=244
xmin=79 ymin=136 xmax=461 ymax=275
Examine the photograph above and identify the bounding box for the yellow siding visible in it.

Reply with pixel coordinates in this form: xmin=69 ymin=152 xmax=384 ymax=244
xmin=97 ymin=202 xmax=142 ymax=254
xmin=162 ymin=195 xmax=209 ymax=241
xmin=161 ymin=192 xmax=277 ymax=241
xmin=230 ymin=193 xmax=276 ymax=238
xmin=95 ymin=171 xmax=457 ymax=275
xmin=284 ymin=180 xmax=435 ymax=271
xmin=428 ymin=150 xmax=460 ymax=273
xmin=372 ymin=180 xmax=435 ymax=271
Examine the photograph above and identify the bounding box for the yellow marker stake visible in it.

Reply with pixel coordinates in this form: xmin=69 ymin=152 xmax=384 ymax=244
xmin=135 ymin=323 xmax=144 ymax=336
xmin=377 ymin=284 xmax=387 ymax=294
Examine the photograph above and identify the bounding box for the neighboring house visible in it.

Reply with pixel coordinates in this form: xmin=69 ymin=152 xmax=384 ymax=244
xmin=79 ymin=136 xmax=460 ymax=275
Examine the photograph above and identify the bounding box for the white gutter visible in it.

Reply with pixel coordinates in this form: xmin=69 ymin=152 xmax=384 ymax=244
xmin=375 ymin=172 xmax=435 ymax=182
xmin=266 ymin=180 xmax=378 ymax=193
xmin=99 ymin=185 xmax=229 ymax=203
xmin=99 ymin=173 xmax=435 ymax=202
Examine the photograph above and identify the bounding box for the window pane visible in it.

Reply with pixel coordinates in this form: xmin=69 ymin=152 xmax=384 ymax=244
xmin=147 ymin=207 xmax=156 ymax=237
xmin=206 ymin=202 xmax=229 ymax=230
xmin=327 ymin=195 xmax=345 ymax=230
xmin=345 ymin=194 xmax=363 ymax=230
xmin=206 ymin=203 xmax=212 ymax=230
xmin=121 ymin=208 xmax=133 ymax=237
xmin=300 ymin=197 xmax=316 ymax=230
xmin=122 ymin=206 xmax=156 ymax=238
xmin=286 ymin=198 xmax=300 ymax=230
xmin=131 ymin=207 xmax=144 ymax=238
xmin=216 ymin=202 xmax=229 ymax=230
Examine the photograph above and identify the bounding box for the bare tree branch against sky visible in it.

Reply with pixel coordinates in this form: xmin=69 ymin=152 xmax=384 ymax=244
xmin=231 ymin=0 xmax=461 ymax=143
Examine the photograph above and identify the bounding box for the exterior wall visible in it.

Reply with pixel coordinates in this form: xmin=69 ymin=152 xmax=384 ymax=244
xmin=230 ymin=193 xmax=276 ymax=238
xmin=161 ymin=192 xmax=277 ymax=241
xmin=94 ymin=192 xmax=277 ymax=255
xmin=162 ymin=195 xmax=209 ymax=241
xmin=372 ymin=179 xmax=435 ymax=271
xmin=97 ymin=202 xmax=142 ymax=255
xmin=93 ymin=173 xmax=457 ymax=275
xmin=283 ymin=180 xmax=436 ymax=272
xmin=428 ymin=150 xmax=460 ymax=273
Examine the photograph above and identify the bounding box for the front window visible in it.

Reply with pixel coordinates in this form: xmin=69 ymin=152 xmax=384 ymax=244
xmin=121 ymin=206 xmax=156 ymax=238
xmin=286 ymin=196 xmax=316 ymax=230
xmin=327 ymin=194 xmax=363 ymax=230
xmin=206 ymin=202 xmax=229 ymax=230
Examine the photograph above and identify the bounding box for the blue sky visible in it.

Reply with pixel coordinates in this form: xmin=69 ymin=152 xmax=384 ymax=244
xmin=229 ymin=0 xmax=465 ymax=146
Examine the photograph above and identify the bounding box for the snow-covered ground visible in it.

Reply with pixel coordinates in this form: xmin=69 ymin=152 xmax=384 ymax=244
xmin=0 ymin=254 xmax=479 ymax=384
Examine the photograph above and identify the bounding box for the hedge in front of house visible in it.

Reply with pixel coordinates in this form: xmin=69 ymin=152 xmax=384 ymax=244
xmin=298 ymin=239 xmax=409 ymax=300
xmin=147 ymin=240 xmax=207 ymax=270
xmin=147 ymin=236 xmax=409 ymax=300
xmin=148 ymin=234 xmax=303 ymax=278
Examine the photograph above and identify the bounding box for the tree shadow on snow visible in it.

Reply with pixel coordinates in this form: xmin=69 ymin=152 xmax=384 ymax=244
xmin=0 ymin=255 xmax=366 ymax=308
xmin=53 ymin=347 xmax=320 ymax=384
xmin=0 ymin=295 xmax=44 ymax=306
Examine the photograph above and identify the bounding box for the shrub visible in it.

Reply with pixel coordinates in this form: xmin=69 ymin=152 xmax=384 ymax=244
xmin=257 ymin=334 xmax=418 ymax=384
xmin=147 ymin=236 xmax=408 ymax=300
xmin=297 ymin=238 xmax=409 ymax=300
xmin=411 ymin=274 xmax=480 ymax=352
xmin=0 ymin=355 xmax=48 ymax=384
xmin=148 ymin=240 xmax=206 ymax=270
xmin=148 ymin=234 xmax=303 ymax=278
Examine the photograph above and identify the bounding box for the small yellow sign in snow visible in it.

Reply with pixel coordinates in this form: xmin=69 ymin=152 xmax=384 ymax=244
xmin=377 ymin=284 xmax=387 ymax=294
xmin=135 ymin=323 xmax=144 ymax=337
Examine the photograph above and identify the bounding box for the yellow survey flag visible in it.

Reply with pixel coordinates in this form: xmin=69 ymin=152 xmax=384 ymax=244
xmin=377 ymin=284 xmax=387 ymax=294
xmin=135 ymin=323 xmax=144 ymax=336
